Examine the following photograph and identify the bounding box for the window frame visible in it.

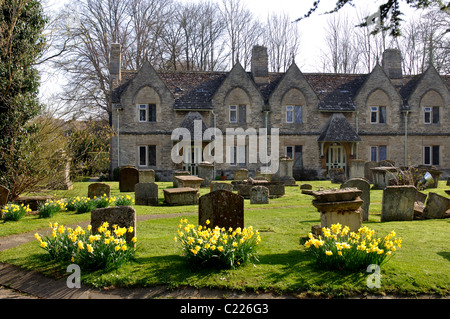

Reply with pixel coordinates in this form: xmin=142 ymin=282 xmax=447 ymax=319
xmin=424 ymin=106 xmax=439 ymax=124
xmin=138 ymin=145 xmax=157 ymax=167
xmin=370 ymin=145 xmax=387 ymax=162
xmin=370 ymin=106 xmax=386 ymax=124
xmin=424 ymin=145 xmax=440 ymax=166
xmin=285 ymin=105 xmax=303 ymax=124
xmin=138 ymin=104 xmax=157 ymax=122
xmin=229 ymin=105 xmax=237 ymax=123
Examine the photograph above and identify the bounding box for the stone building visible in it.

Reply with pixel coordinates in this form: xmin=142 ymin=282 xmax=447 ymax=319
xmin=109 ymin=44 xmax=449 ymax=181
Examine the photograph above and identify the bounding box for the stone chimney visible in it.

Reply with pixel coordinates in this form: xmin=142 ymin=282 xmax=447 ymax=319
xmin=382 ymin=49 xmax=403 ymax=86
xmin=110 ymin=43 xmax=122 ymax=90
xmin=251 ymin=45 xmax=269 ymax=84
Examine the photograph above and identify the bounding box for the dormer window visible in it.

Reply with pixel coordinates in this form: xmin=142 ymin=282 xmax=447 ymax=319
xmin=138 ymin=104 xmax=156 ymax=122
xmin=424 ymin=107 xmax=439 ymax=124
xmin=229 ymin=105 xmax=246 ymax=124
xmin=286 ymin=105 xmax=302 ymax=124
xmin=370 ymin=106 xmax=386 ymax=124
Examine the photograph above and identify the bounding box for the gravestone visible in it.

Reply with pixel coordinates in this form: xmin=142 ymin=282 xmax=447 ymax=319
xmin=276 ymin=156 xmax=296 ymax=186
xmin=300 ymin=184 xmax=312 ymax=190
xmin=364 ymin=161 xmax=378 ymax=183
xmin=422 ymin=192 xmax=450 ymax=219
xmin=250 ymin=185 xmax=269 ymax=204
xmin=175 ymin=175 xmax=204 ymax=190
xmin=341 ymin=178 xmax=370 ymax=221
xmin=91 ymin=206 xmax=136 ymax=245
xmin=88 ymin=182 xmax=111 ymax=199
xmin=210 ymin=182 xmax=233 ymax=193
xmin=0 ymin=185 xmax=9 ymax=207
xmin=119 ymin=166 xmax=139 ymax=192
xmin=233 ymin=169 xmax=248 ymax=181
xmin=198 ymin=190 xmax=244 ymax=230
xmin=139 ymin=169 xmax=155 ymax=183
xmin=348 ymin=159 xmax=366 ymax=179
xmin=197 ymin=162 xmax=214 ymax=187
xmin=381 ymin=186 xmax=416 ymax=222
xmin=135 ymin=182 xmax=159 ymax=206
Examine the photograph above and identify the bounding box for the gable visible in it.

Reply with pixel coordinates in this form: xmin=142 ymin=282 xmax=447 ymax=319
xmin=353 ymin=64 xmax=403 ymax=111
xmin=268 ymin=63 xmax=318 ymax=109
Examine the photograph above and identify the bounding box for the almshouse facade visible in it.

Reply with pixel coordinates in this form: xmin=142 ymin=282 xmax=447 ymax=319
xmin=109 ymin=44 xmax=449 ymax=181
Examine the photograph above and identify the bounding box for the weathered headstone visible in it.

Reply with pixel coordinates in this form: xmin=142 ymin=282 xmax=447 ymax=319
xmin=210 ymin=182 xmax=233 ymax=193
xmin=163 ymin=187 xmax=198 ymax=205
xmin=371 ymin=167 xmax=398 ymax=189
xmin=175 ymin=175 xmax=204 ymax=190
xmin=233 ymin=168 xmax=248 ymax=181
xmin=135 ymin=182 xmax=158 ymax=206
xmin=119 ymin=166 xmax=139 ymax=192
xmin=139 ymin=169 xmax=155 ymax=183
xmin=381 ymin=186 xmax=416 ymax=222
xmin=88 ymin=182 xmax=111 ymax=199
xmin=300 ymin=183 xmax=312 ymax=190
xmin=198 ymin=190 xmax=244 ymax=230
xmin=422 ymin=192 xmax=450 ymax=219
xmin=341 ymin=178 xmax=370 ymax=221
xmin=197 ymin=162 xmax=214 ymax=187
xmin=364 ymin=161 xmax=378 ymax=183
xmin=348 ymin=159 xmax=366 ymax=179
xmin=91 ymin=206 xmax=136 ymax=244
xmin=0 ymin=185 xmax=9 ymax=207
xmin=276 ymin=156 xmax=296 ymax=186
xmin=250 ymin=185 xmax=269 ymax=204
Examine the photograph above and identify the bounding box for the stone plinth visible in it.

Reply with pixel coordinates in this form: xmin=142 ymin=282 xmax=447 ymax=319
xmin=310 ymin=188 xmax=364 ymax=233
xmin=139 ymin=169 xmax=155 ymax=183
xmin=175 ymin=175 xmax=204 ymax=190
xmin=371 ymin=167 xmax=398 ymax=189
xmin=197 ymin=162 xmax=214 ymax=187
xmin=163 ymin=187 xmax=198 ymax=206
xmin=276 ymin=156 xmax=296 ymax=186
xmin=91 ymin=206 xmax=136 ymax=245
xmin=172 ymin=170 xmax=191 ymax=188
xmin=198 ymin=190 xmax=244 ymax=230
xmin=16 ymin=195 xmax=54 ymax=211
xmin=381 ymin=185 xmax=416 ymax=222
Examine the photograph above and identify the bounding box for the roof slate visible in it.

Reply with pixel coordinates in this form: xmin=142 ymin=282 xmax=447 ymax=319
xmin=318 ymin=113 xmax=361 ymax=142
xmin=112 ymin=67 xmax=449 ymax=111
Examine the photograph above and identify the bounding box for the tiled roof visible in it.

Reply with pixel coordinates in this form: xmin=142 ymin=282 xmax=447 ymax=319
xmin=317 ymin=113 xmax=361 ymax=142
xmin=112 ymin=68 xmax=449 ymax=111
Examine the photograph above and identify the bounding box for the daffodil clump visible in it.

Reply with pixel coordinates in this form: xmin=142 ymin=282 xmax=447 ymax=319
xmin=304 ymin=223 xmax=402 ymax=270
xmin=65 ymin=195 xmax=133 ymax=214
xmin=1 ymin=203 xmax=32 ymax=221
xmin=36 ymin=222 xmax=137 ymax=271
xmin=38 ymin=199 xmax=67 ymax=218
xmin=175 ymin=219 xmax=261 ymax=269
xmin=113 ymin=195 xmax=134 ymax=206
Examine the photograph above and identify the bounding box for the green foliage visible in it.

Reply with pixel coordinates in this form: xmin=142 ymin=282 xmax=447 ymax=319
xmin=66 ymin=119 xmax=113 ymax=178
xmin=37 ymin=199 xmax=67 ymax=218
xmin=0 ymin=0 xmax=47 ymax=191
xmin=1 ymin=203 xmax=32 ymax=221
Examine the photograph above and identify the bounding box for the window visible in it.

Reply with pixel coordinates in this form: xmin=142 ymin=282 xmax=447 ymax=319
xmin=229 ymin=106 xmax=237 ymax=123
xmin=370 ymin=145 xmax=387 ymax=161
xmin=138 ymin=104 xmax=156 ymax=122
xmin=138 ymin=145 xmax=156 ymax=167
xmin=286 ymin=106 xmax=302 ymax=124
xmin=286 ymin=145 xmax=303 ymax=167
xmin=424 ymin=146 xmax=439 ymax=166
xmin=370 ymin=106 xmax=386 ymax=124
xmin=229 ymin=105 xmax=247 ymax=123
xmin=424 ymin=107 xmax=439 ymax=124
xmin=229 ymin=145 xmax=246 ymax=166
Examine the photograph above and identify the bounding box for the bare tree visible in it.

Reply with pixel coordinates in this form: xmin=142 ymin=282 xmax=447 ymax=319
xmin=320 ymin=13 xmax=361 ymax=73
xmin=265 ymin=12 xmax=301 ymax=72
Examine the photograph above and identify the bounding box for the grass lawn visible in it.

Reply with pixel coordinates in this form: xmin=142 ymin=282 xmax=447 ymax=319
xmin=0 ymin=180 xmax=449 ymax=297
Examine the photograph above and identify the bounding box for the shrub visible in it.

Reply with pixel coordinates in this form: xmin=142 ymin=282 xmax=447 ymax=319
xmin=303 ymin=223 xmax=402 ymax=270
xmin=114 ymin=195 xmax=134 ymax=206
xmin=71 ymin=196 xmax=97 ymax=214
xmin=175 ymin=219 xmax=261 ymax=269
xmin=38 ymin=199 xmax=67 ymax=218
xmin=35 ymin=222 xmax=137 ymax=271
xmin=1 ymin=203 xmax=31 ymax=221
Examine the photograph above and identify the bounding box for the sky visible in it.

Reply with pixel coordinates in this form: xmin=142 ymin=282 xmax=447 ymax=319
xmin=38 ymin=0 xmax=425 ymax=103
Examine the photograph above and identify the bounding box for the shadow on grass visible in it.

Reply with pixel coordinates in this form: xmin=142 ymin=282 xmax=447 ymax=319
xmin=437 ymin=251 xmax=450 ymax=262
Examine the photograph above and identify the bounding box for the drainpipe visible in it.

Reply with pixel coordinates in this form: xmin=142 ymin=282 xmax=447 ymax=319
xmin=211 ymin=109 xmax=216 ymax=179
xmin=115 ymin=106 xmax=123 ymax=169
xmin=404 ymin=110 xmax=409 ymax=166
xmin=355 ymin=111 xmax=359 ymax=159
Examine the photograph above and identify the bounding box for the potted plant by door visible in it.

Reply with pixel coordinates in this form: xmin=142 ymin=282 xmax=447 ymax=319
xmin=221 ymin=170 xmax=226 ymax=181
